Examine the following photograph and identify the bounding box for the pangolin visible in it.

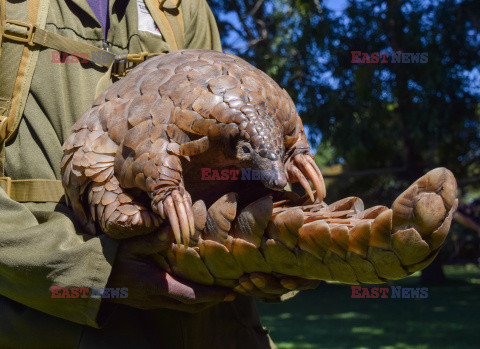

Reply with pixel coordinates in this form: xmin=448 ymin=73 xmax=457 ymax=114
xmin=62 ymin=49 xmax=326 ymax=245
xmin=62 ymin=50 xmax=458 ymax=288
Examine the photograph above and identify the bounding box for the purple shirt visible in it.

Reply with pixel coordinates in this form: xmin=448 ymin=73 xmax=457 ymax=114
xmin=86 ymin=0 xmax=110 ymax=40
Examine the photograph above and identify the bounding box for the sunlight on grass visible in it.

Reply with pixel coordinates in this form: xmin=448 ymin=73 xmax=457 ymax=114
xmin=379 ymin=344 xmax=428 ymax=349
xmin=327 ymin=312 xmax=370 ymax=320
xmin=351 ymin=327 xmax=384 ymax=335
xmin=258 ymin=265 xmax=480 ymax=349
xmin=276 ymin=343 xmax=317 ymax=349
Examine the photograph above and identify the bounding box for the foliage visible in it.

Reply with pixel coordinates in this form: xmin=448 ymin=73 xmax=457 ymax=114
xmin=209 ymin=0 xmax=480 ymax=206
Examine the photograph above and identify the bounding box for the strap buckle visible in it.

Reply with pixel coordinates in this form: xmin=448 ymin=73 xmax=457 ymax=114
xmin=0 ymin=176 xmax=12 ymax=197
xmin=1 ymin=20 xmax=36 ymax=46
xmin=112 ymin=52 xmax=149 ymax=78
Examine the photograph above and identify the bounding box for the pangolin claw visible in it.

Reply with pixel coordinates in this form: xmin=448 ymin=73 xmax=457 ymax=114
xmin=160 ymin=189 xmax=195 ymax=247
xmin=286 ymin=153 xmax=326 ymax=202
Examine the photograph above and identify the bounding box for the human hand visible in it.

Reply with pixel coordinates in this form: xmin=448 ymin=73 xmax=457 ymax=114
xmin=106 ymin=226 xmax=235 ymax=313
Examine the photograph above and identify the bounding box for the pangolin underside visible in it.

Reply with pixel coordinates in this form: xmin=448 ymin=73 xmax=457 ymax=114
xmin=62 ymin=49 xmax=458 ymax=290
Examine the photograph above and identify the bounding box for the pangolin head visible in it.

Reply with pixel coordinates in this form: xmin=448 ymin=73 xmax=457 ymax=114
xmin=231 ymin=107 xmax=287 ymax=191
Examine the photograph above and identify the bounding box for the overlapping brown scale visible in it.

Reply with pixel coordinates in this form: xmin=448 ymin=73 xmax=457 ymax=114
xmin=91 ymin=133 xmax=118 ymax=154
xmin=158 ymin=74 xmax=189 ymax=96
xmin=166 ymin=245 xmax=214 ymax=285
xmin=156 ymin=53 xmax=194 ymax=71
xmin=391 ymin=228 xmax=431 ymax=265
xmin=265 ymin=208 xmax=304 ymax=250
xmin=232 ymin=196 xmax=273 ymax=247
xmin=180 ymin=87 xmax=206 ymax=110
xmin=391 ymin=184 xmax=418 ymax=228
xmin=367 ymin=247 xmax=408 ymax=279
xmin=231 ymin=238 xmax=272 ymax=274
xmin=115 ymin=71 xmax=144 ymax=100
xmin=174 ymin=59 xmax=211 ymax=74
xmin=369 ymin=209 xmax=393 ymax=249
xmin=105 ymin=100 xmax=131 ymax=144
xmin=348 ymin=221 xmax=371 ymax=258
xmin=91 ymin=92 xmax=106 ymax=107
xmin=227 ymin=64 xmax=247 ymax=81
xmin=241 ymin=74 xmax=260 ymax=93
xmin=323 ymin=251 xmax=359 ymax=284
xmin=262 ymin=238 xmax=301 ymax=275
xmin=426 ymin=200 xmax=457 ymax=250
xmin=329 ymin=225 xmax=349 ymax=259
xmin=105 ymin=82 xmax=120 ymax=101
xmin=143 ymin=160 xmax=160 ymax=181
xmin=139 ymin=69 xmax=175 ymax=96
xmin=118 ymin=155 xmax=136 ymax=188
xmin=67 ymin=128 xmax=90 ymax=150
xmin=168 ymin=79 xmax=195 ymax=106
xmin=170 ymin=108 xmax=203 ymax=134
xmin=204 ymin=192 xmax=238 ymax=244
xmin=186 ymin=63 xmax=223 ymax=85
xmin=91 ymin=166 xmax=113 ymax=183
xmin=297 ymin=220 xmax=331 ymax=260
xmin=346 ymin=252 xmax=384 ymax=284
xmin=86 ymin=109 xmax=103 ymax=132
xmin=158 ymin=164 xmax=182 ymax=181
xmin=198 ymin=239 xmax=243 ymax=280
xmin=412 ymin=192 xmax=446 ymax=236
xmin=126 ymin=94 xmax=156 ymax=127
xmin=210 ymin=102 xmax=244 ymax=124
xmin=191 ymin=91 xmax=223 ymax=118
xmin=179 ymin=136 xmax=210 ymax=156
xmin=166 ymin=124 xmax=191 ymax=144
xmin=150 ymin=137 xmax=169 ymax=160
xmin=208 ymin=75 xmax=239 ymax=95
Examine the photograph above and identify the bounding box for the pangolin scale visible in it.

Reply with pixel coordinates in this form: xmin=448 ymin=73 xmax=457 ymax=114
xmin=62 ymin=49 xmax=457 ymax=290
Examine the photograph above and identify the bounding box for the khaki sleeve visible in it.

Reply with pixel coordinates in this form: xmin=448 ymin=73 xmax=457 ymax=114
xmin=0 ymin=189 xmax=119 ymax=328
xmin=183 ymin=0 xmax=222 ymax=51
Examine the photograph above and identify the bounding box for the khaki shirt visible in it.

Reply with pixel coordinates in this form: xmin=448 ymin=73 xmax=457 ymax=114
xmin=0 ymin=1 xmax=275 ymax=347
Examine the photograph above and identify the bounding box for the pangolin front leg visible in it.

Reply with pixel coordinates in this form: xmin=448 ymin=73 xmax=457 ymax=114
xmin=87 ymin=176 xmax=162 ymax=238
xmin=116 ymin=127 xmax=196 ymax=247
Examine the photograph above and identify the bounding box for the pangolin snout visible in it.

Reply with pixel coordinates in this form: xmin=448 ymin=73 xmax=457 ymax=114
xmin=260 ymin=162 xmax=288 ymax=191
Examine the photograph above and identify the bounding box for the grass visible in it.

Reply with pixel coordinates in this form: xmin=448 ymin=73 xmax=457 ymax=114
xmin=256 ymin=265 xmax=480 ymax=349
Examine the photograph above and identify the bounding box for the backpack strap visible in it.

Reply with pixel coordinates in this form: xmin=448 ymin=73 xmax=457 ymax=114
xmin=0 ymin=0 xmax=50 ymax=173
xmin=144 ymin=0 xmax=185 ymax=51
xmin=0 ymin=0 xmax=66 ymax=202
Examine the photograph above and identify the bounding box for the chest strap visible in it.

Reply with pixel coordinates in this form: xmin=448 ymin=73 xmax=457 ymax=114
xmin=0 ymin=177 xmax=64 ymax=202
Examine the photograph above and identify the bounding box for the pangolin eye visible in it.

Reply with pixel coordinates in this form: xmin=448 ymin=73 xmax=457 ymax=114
xmin=242 ymin=146 xmax=250 ymax=153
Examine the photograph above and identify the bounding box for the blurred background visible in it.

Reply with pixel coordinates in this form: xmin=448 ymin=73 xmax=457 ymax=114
xmin=206 ymin=0 xmax=480 ymax=347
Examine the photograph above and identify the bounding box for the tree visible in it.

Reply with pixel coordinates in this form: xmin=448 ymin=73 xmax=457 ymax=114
xmin=210 ymin=0 xmax=480 ymax=208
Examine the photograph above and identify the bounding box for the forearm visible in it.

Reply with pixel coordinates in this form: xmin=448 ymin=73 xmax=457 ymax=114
xmin=0 ymin=189 xmax=119 ymax=328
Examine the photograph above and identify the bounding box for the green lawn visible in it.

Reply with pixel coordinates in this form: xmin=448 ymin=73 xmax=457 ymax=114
xmin=256 ymin=265 xmax=480 ymax=349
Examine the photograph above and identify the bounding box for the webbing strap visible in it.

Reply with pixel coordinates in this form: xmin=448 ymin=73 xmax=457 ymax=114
xmin=0 ymin=0 xmax=50 ymax=176
xmin=0 ymin=177 xmax=64 ymax=202
xmin=145 ymin=0 xmax=185 ymax=51
xmin=1 ymin=20 xmax=116 ymax=68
